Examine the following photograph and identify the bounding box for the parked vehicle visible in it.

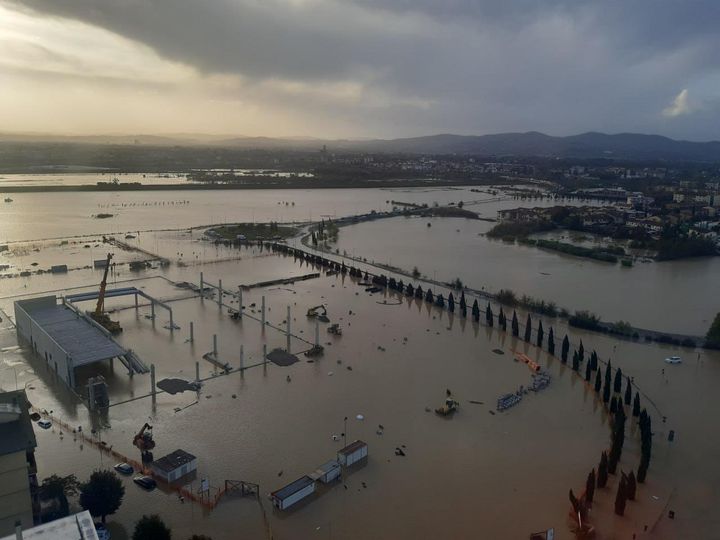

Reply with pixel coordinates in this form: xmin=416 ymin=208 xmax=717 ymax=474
xmin=37 ymin=419 xmax=52 ymax=429
xmin=664 ymin=356 xmax=682 ymax=364
xmin=133 ymin=475 xmax=157 ymax=490
xmin=95 ymin=523 xmax=110 ymax=540
xmin=114 ymin=463 xmax=134 ymax=475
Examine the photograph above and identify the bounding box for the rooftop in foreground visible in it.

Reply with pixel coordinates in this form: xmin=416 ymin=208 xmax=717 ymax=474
xmin=0 ymin=511 xmax=98 ymax=540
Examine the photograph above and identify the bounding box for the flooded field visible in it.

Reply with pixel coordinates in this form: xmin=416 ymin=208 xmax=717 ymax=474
xmin=332 ymin=215 xmax=720 ymax=335
xmin=0 ymin=187 xmax=718 ymax=539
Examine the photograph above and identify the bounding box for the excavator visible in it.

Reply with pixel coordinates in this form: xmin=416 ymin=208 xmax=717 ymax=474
xmin=306 ymin=304 xmax=330 ymax=323
xmin=133 ymin=423 xmax=156 ymax=462
xmin=90 ymin=253 xmax=122 ymax=334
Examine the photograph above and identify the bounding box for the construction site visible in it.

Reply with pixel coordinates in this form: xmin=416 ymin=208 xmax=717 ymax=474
xmin=0 ymin=225 xmax=704 ymax=540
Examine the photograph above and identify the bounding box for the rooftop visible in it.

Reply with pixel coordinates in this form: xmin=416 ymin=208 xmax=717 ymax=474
xmin=16 ymin=297 xmax=126 ymax=366
xmin=0 ymin=390 xmax=37 ymax=456
xmin=152 ymin=449 xmax=197 ymax=473
xmin=338 ymin=440 xmax=367 ymax=456
xmin=0 ymin=510 xmax=98 ymax=540
xmin=271 ymin=476 xmax=314 ymax=501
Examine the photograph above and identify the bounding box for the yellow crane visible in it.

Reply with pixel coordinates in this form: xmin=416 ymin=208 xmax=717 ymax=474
xmin=90 ymin=253 xmax=122 ymax=334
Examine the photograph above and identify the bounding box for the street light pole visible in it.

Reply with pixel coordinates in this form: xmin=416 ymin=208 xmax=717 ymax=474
xmin=343 ymin=416 xmax=348 ymax=448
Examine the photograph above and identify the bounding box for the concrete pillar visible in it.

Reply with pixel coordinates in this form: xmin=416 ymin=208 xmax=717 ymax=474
xmin=151 ymin=301 xmax=155 ymax=320
xmin=195 ymin=361 xmax=200 ymax=383
xmin=238 ymin=288 xmax=243 ymax=319
xmin=189 ymin=321 xmax=194 ymax=343
xmin=150 ymin=364 xmax=156 ymax=398
xmin=315 ymin=320 xmax=320 ymax=347
xmin=169 ymin=309 xmax=174 ymax=332
xmin=240 ymin=344 xmax=244 ymax=371
xmin=286 ymin=305 xmax=291 ymax=352
xmin=263 ymin=344 xmax=267 ymax=370
xmin=200 ymin=272 xmax=204 ymax=303
xmin=135 ymin=293 xmax=139 ymax=310
xmin=213 ymin=334 xmax=218 ymax=358
xmin=261 ymin=296 xmax=266 ymax=326
xmin=218 ymin=278 xmax=223 ymax=310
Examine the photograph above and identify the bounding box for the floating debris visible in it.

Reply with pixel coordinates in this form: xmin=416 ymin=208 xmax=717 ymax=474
xmin=496 ymin=393 xmax=522 ymax=411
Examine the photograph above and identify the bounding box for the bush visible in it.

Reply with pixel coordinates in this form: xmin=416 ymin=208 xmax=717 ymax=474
xmin=496 ymin=289 xmax=518 ymax=306
xmin=569 ymin=310 xmax=601 ymax=331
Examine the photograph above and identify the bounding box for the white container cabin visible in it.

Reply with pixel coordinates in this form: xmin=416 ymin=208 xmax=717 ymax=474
xmin=270 ymin=476 xmax=316 ymax=510
xmin=337 ymin=440 xmax=368 ymax=467
xmin=150 ymin=449 xmax=197 ymax=483
xmin=310 ymin=460 xmax=341 ymax=484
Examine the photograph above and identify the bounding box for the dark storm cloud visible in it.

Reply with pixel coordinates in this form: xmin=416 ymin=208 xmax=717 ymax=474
xmin=7 ymin=0 xmax=720 ymax=138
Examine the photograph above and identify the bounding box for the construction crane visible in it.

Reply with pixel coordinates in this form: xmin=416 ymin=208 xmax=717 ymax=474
xmin=90 ymin=253 xmax=122 ymax=334
xmin=133 ymin=423 xmax=156 ymax=462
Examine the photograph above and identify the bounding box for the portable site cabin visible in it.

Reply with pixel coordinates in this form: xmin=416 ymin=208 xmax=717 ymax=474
xmin=310 ymin=460 xmax=341 ymax=484
xmin=337 ymin=440 xmax=368 ymax=467
xmin=150 ymin=449 xmax=197 ymax=483
xmin=270 ymin=476 xmax=316 ymax=510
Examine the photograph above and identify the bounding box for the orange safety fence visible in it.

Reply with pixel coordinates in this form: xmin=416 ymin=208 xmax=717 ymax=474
xmin=31 ymin=407 xmax=217 ymax=510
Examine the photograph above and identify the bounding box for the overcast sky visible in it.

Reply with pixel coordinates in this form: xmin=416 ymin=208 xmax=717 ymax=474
xmin=1 ymin=0 xmax=719 ymax=139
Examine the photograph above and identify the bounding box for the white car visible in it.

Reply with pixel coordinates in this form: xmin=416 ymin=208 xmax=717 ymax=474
xmin=664 ymin=356 xmax=682 ymax=364
xmin=37 ymin=419 xmax=52 ymax=429
xmin=95 ymin=523 xmax=110 ymax=540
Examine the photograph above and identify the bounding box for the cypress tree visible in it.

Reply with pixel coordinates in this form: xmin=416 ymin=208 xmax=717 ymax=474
xmin=511 ymin=311 xmax=519 ymax=336
xmin=499 ymin=308 xmax=507 ymax=331
xmin=585 ymin=361 xmax=592 ymax=382
xmin=610 ymin=396 xmax=617 ymax=415
xmin=425 ymin=288 xmax=434 ymax=303
xmin=406 ymin=283 xmax=414 ymax=296
xmin=459 ymin=291 xmax=467 ymax=313
xmin=605 ymin=360 xmax=613 ymax=386
xmin=435 ymin=294 xmax=445 ymax=308
xmin=536 ymin=320 xmax=544 ymax=347
xmin=624 ymin=377 xmax=632 ymax=405
xmin=590 ymin=350 xmax=598 ymax=371
xmin=472 ymin=299 xmax=480 ymax=322
xmin=486 ymin=304 xmax=494 ymax=326
xmin=561 ymin=335 xmax=570 ymax=363
xmin=597 ymin=452 xmax=608 ymax=488
xmin=614 ymin=368 xmax=623 ymax=393
xmin=594 ymin=369 xmax=602 ymax=392
xmin=626 ymin=471 xmax=637 ymax=501
xmin=448 ymin=293 xmax=455 ymax=312
xmin=632 ymin=392 xmax=641 ymax=417
xmin=578 ymin=341 xmax=585 ymax=363
xmin=614 ymin=474 xmax=627 ymax=516
xmin=609 ymin=406 xmax=626 ymax=475
xmin=415 ymin=285 xmax=423 ymax=299
xmin=572 ymin=351 xmax=579 ymax=371
xmin=524 ymin=314 xmax=532 ymax=342
xmin=585 ymin=469 xmax=596 ymax=504
xmin=548 ymin=327 xmax=555 ymax=355
xmin=603 ymin=378 xmax=611 ymax=403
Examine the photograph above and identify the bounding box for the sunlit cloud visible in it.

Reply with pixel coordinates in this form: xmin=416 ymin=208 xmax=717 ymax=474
xmin=662 ymin=89 xmax=691 ymax=117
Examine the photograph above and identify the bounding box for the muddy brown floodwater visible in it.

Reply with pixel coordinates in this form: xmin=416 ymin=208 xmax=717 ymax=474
xmin=0 ymin=189 xmax=718 ymax=540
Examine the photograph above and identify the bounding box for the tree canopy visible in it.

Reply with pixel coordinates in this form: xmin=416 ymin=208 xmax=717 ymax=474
xmin=80 ymin=470 xmax=125 ymax=523
xmin=133 ymin=515 xmax=171 ymax=540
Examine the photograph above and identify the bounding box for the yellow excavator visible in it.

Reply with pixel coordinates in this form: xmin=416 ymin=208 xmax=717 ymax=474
xmin=90 ymin=253 xmax=122 ymax=334
xmin=306 ymin=304 xmax=330 ymax=323
xmin=133 ymin=423 xmax=156 ymax=462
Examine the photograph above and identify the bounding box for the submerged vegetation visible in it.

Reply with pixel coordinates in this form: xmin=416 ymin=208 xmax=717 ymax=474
xmin=210 ymin=222 xmax=298 ymax=242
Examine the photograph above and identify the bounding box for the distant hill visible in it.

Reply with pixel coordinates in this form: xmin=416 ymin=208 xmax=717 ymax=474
xmin=332 ymin=132 xmax=720 ymax=161
xmin=1 ymin=131 xmax=719 ymax=161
